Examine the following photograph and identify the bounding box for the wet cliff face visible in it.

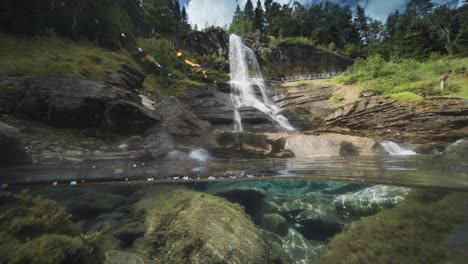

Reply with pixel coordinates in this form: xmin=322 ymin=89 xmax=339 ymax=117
xmin=178 ymin=28 xmax=229 ymax=58
xmin=177 ymin=30 xmax=353 ymax=77
xmin=244 ymin=40 xmax=354 ymax=77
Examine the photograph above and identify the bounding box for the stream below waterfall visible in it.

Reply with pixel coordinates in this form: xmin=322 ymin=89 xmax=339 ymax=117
xmin=1 ymin=154 xmax=467 ymax=264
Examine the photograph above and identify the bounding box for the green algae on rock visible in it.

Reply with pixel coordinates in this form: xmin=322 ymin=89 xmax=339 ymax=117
xmin=320 ymin=190 xmax=468 ymax=264
xmin=134 ymin=186 xmax=287 ymax=264
xmin=0 ymin=193 xmax=103 ymax=264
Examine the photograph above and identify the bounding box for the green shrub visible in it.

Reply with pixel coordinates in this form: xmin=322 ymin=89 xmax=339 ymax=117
xmin=270 ymin=36 xmax=316 ymax=47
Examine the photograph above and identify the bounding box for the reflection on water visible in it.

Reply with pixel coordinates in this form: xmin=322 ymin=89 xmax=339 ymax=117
xmin=0 ymin=155 xmax=467 ymax=263
xmin=1 ymin=155 xmax=467 ymax=191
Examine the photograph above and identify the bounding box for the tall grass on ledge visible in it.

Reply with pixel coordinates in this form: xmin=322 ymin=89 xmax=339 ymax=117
xmin=0 ymin=32 xmax=137 ymax=81
xmin=333 ymin=55 xmax=468 ymax=100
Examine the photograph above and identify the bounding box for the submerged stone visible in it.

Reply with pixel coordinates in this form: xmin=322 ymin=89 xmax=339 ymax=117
xmin=332 ymin=185 xmax=411 ymax=217
xmin=135 ymin=186 xmax=285 ymax=264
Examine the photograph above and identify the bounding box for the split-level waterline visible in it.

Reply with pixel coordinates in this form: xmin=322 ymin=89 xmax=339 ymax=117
xmin=228 ymin=34 xmax=294 ymax=132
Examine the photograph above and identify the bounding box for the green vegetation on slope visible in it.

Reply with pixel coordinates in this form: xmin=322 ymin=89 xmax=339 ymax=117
xmin=0 ymin=32 xmax=137 ymax=81
xmin=0 ymin=32 xmax=229 ymax=97
xmin=333 ymin=55 xmax=468 ymax=100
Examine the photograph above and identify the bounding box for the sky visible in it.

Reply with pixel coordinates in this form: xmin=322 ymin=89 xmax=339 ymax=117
xmin=180 ymin=0 xmax=463 ymax=30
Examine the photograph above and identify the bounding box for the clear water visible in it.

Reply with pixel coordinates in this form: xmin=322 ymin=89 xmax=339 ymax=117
xmin=0 ymin=154 xmax=467 ymax=263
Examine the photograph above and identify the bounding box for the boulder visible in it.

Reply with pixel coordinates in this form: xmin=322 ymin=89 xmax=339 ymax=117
xmin=0 ymin=193 xmax=102 ymax=264
xmin=213 ymin=186 xmax=267 ymax=216
xmin=135 ymin=187 xmax=284 ymax=264
xmin=213 ymin=131 xmax=273 ymax=158
xmin=0 ymin=121 xmax=30 ymax=164
xmin=261 ymin=213 xmax=289 ymax=237
xmin=440 ymin=139 xmax=468 ymax=160
xmin=104 ymin=250 xmax=150 ymax=264
xmin=332 ymin=185 xmax=411 ymax=217
xmin=266 ymin=133 xmax=380 ymax=157
xmin=104 ymin=100 xmax=161 ymax=133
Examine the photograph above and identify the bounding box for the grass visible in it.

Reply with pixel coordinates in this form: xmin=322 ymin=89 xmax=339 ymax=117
xmin=333 ymin=55 xmax=468 ymax=100
xmin=0 ymin=32 xmax=137 ymax=81
xmin=0 ymin=32 xmax=229 ymax=98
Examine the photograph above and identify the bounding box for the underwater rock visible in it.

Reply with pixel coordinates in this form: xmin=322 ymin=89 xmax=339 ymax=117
xmin=0 ymin=121 xmax=30 ymax=164
xmin=104 ymin=250 xmax=150 ymax=264
xmin=332 ymin=185 xmax=411 ymax=217
xmin=0 ymin=192 xmax=103 ymax=264
xmin=261 ymin=213 xmax=289 ymax=237
xmin=212 ymin=186 xmax=266 ymax=218
xmin=44 ymin=188 xmax=131 ymax=220
xmin=263 ymin=228 xmax=324 ymax=264
xmin=321 ymin=191 xmax=468 ymax=264
xmin=135 ymin=187 xmax=284 ymax=264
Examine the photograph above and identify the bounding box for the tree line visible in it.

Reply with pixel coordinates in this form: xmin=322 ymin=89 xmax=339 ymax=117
xmin=230 ymin=0 xmax=468 ymax=60
xmin=0 ymin=0 xmax=190 ymax=48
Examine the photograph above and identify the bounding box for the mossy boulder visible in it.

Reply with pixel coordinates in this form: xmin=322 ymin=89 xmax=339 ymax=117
xmin=0 ymin=193 xmax=103 ymax=264
xmin=134 ymin=186 xmax=286 ymax=264
xmin=320 ymin=191 xmax=468 ymax=264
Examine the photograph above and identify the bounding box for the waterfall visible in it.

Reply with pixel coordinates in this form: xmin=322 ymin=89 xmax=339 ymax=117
xmin=381 ymin=141 xmax=416 ymax=156
xmin=228 ymin=34 xmax=294 ymax=132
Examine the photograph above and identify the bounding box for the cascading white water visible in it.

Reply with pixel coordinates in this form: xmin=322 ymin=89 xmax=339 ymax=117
xmin=381 ymin=141 xmax=416 ymax=156
xmin=229 ymin=34 xmax=294 ymax=131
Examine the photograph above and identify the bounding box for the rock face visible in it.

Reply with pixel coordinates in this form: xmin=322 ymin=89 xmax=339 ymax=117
xmin=0 ymin=75 xmax=146 ymax=130
xmin=271 ymin=83 xmax=357 ymax=131
xmin=326 ymin=97 xmax=468 ymax=144
xmin=251 ymin=43 xmax=354 ymax=77
xmin=104 ymin=100 xmax=161 ymax=133
xmin=142 ymin=97 xmax=213 ymax=159
xmin=106 ymin=64 xmax=146 ymax=91
xmin=0 ymin=121 xmax=30 ymax=164
xmin=178 ymin=28 xmax=229 ymax=58
xmin=182 ymin=86 xmax=279 ymax=132
xmin=136 ymin=187 xmax=284 ymax=264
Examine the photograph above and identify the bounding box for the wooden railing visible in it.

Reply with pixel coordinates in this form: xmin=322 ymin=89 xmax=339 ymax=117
xmin=266 ymin=72 xmax=346 ymax=83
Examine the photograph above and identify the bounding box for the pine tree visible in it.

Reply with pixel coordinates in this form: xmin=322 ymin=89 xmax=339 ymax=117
xmin=355 ymin=5 xmax=369 ymax=45
xmin=254 ymin=0 xmax=264 ymax=32
xmin=244 ymin=0 xmax=254 ymax=21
